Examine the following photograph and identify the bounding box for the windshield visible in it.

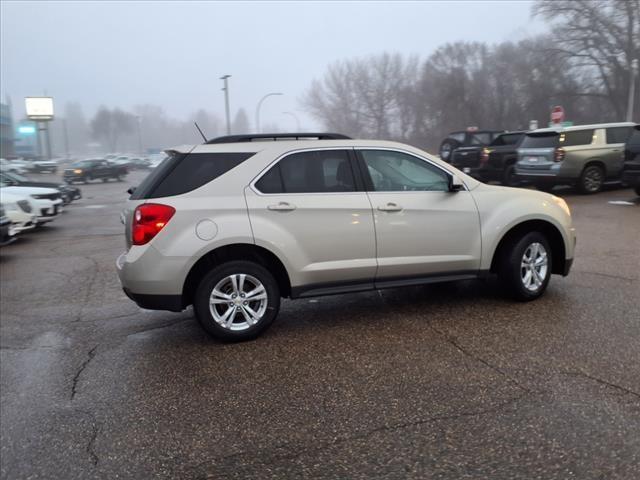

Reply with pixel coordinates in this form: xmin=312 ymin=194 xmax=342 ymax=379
xmin=520 ymin=133 xmax=560 ymax=149
xmin=71 ymin=160 xmax=96 ymax=167
xmin=491 ymin=133 xmax=524 ymax=146
xmin=2 ymin=171 xmax=28 ymax=182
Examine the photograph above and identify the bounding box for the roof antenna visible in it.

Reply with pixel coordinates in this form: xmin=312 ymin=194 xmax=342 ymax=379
xmin=194 ymin=122 xmax=207 ymax=142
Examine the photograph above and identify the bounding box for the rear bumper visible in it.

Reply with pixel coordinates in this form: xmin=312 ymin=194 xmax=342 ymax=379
xmin=563 ymin=258 xmax=574 ymax=276
xmin=122 ymin=288 xmax=184 ymax=312
xmin=514 ymin=171 xmax=575 ymax=185
xmin=116 ymin=248 xmax=188 ymax=309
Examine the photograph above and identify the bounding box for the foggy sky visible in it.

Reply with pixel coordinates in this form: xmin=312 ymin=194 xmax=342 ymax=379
xmin=1 ymin=1 xmax=544 ymax=131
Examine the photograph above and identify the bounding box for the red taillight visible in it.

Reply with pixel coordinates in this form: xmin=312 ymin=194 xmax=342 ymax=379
xmin=131 ymin=203 xmax=175 ymax=246
xmin=554 ymin=147 xmax=566 ymax=162
xmin=480 ymin=148 xmax=490 ymax=166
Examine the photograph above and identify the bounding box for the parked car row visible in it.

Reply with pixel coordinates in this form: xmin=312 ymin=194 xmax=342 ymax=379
xmin=0 ymin=157 xmax=61 ymax=174
xmin=0 ymin=170 xmax=83 ymax=246
xmin=441 ymin=122 xmax=639 ymax=194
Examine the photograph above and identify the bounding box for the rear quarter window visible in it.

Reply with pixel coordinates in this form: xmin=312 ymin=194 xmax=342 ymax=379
xmin=561 ymin=129 xmax=594 ymax=147
xmin=130 ymin=151 xmax=254 ymax=199
xmin=606 ymin=126 xmax=633 ymax=144
xmin=628 ymin=127 xmax=640 ymax=145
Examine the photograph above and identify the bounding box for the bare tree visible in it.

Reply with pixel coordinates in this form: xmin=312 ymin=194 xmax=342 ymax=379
xmin=90 ymin=107 xmax=135 ymax=152
xmin=63 ymin=102 xmax=89 ymax=154
xmin=232 ymin=108 xmax=250 ymax=134
xmin=533 ymin=0 xmax=640 ymax=119
xmin=303 ymin=53 xmax=419 ymax=140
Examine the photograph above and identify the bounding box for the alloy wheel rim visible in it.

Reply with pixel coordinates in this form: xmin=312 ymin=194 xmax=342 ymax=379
xmin=520 ymin=242 xmax=548 ymax=292
xmin=209 ymin=274 xmax=268 ymax=331
xmin=584 ymin=168 xmax=603 ymax=192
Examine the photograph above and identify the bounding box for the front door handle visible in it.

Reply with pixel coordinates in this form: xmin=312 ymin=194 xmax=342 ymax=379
xmin=377 ymin=202 xmax=403 ymax=212
xmin=268 ymin=202 xmax=296 ymax=211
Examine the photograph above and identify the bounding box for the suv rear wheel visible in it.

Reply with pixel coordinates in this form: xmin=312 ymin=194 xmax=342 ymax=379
xmin=579 ymin=165 xmax=604 ymax=194
xmin=194 ymin=261 xmax=280 ymax=342
xmin=498 ymin=231 xmax=552 ymax=301
xmin=439 ymin=139 xmax=460 ymax=162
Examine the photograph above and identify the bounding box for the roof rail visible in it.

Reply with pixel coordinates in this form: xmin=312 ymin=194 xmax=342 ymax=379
xmin=205 ymin=133 xmax=351 ymax=144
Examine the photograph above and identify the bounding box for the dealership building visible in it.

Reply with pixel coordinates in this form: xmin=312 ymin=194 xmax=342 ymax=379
xmin=0 ymin=102 xmax=15 ymax=158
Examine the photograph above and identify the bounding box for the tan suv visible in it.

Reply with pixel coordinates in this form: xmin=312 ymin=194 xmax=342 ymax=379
xmin=117 ymin=133 xmax=576 ymax=341
xmin=515 ymin=122 xmax=636 ymax=194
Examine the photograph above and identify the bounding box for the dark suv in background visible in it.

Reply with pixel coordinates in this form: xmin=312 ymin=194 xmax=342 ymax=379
xmin=450 ymin=131 xmax=526 ymax=186
xmin=438 ymin=129 xmax=504 ymax=162
xmin=622 ymin=124 xmax=640 ymax=195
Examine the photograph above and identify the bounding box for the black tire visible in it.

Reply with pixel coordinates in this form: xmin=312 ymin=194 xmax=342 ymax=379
xmin=579 ymin=164 xmax=604 ymax=194
xmin=502 ymin=164 xmax=519 ymax=187
xmin=439 ymin=139 xmax=460 ymax=163
xmin=535 ymin=183 xmax=555 ymax=193
xmin=635 ymin=186 xmax=640 ymax=196
xmin=498 ymin=231 xmax=552 ymax=302
xmin=193 ymin=261 xmax=280 ymax=342
xmin=116 ymin=174 xmax=123 ymax=182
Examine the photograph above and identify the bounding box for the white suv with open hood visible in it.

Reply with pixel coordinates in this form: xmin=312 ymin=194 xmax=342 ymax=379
xmin=117 ymin=133 xmax=576 ymax=341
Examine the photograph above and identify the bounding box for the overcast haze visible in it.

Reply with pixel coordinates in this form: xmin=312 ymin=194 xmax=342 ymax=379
xmin=1 ymin=0 xmax=544 ymax=130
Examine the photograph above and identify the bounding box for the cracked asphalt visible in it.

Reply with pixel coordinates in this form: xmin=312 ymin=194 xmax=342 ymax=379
xmin=1 ymin=171 xmax=639 ymax=479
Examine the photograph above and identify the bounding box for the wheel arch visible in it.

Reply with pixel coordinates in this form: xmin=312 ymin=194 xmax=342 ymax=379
xmin=489 ymin=219 xmax=567 ymax=276
xmin=582 ymin=158 xmax=607 ymax=175
xmin=182 ymin=243 xmax=291 ymax=307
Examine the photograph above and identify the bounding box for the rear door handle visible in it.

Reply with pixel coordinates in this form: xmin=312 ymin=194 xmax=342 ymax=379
xmin=268 ymin=202 xmax=296 ymax=211
xmin=377 ymin=202 xmax=403 ymax=212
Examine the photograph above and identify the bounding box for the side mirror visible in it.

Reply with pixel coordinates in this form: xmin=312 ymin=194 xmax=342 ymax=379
xmin=448 ymin=175 xmax=464 ymax=192
xmin=127 ymin=186 xmax=137 ymax=195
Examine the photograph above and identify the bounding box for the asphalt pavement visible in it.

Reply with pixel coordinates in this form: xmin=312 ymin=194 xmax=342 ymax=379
xmin=1 ymin=171 xmax=639 ymax=479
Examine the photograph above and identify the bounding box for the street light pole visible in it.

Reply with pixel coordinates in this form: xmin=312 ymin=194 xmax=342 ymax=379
xmin=626 ymin=58 xmax=639 ymax=122
xmin=255 ymin=92 xmax=283 ymax=133
xmin=135 ymin=116 xmax=143 ymax=155
xmin=62 ymin=118 xmax=69 ymax=159
xmin=282 ymin=111 xmax=301 ymax=131
xmin=220 ymin=75 xmax=232 ymax=135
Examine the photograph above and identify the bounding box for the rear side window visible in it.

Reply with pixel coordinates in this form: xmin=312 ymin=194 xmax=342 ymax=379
xmin=470 ymin=133 xmax=491 ymax=145
xmin=491 ymin=133 xmax=523 ymax=146
xmin=131 ymin=151 xmax=254 ymax=199
xmin=606 ymin=126 xmax=632 ymax=144
xmin=628 ymin=127 xmax=640 ymax=145
xmin=255 ymin=150 xmax=355 ymax=193
xmin=561 ymin=129 xmax=594 ymax=147
xmin=520 ymin=133 xmax=559 ymax=149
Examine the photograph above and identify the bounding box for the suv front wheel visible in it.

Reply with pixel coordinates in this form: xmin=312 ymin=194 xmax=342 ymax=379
xmin=194 ymin=261 xmax=280 ymax=342
xmin=498 ymin=232 xmax=552 ymax=301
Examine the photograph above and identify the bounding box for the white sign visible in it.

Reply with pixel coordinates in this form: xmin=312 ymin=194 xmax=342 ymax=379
xmin=25 ymin=97 xmax=54 ymax=120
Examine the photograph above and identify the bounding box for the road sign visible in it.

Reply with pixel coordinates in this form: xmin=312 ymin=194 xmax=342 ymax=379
xmin=25 ymin=97 xmax=54 ymax=121
xmin=550 ymin=105 xmax=564 ymax=124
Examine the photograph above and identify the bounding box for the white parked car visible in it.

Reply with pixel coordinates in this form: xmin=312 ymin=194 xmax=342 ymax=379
xmin=0 ymin=191 xmax=38 ymax=235
xmin=0 ymin=184 xmax=64 ymax=225
xmin=0 ymin=159 xmax=27 ymax=175
xmin=117 ymin=133 xmax=576 ymax=342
